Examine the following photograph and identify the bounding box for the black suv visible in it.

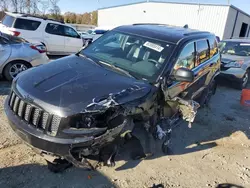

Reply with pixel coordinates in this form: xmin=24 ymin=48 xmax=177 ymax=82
xmin=5 ymin=24 xmax=220 ymax=171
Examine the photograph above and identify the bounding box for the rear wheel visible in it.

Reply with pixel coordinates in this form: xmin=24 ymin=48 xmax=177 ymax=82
xmin=4 ymin=61 xmax=29 ymax=81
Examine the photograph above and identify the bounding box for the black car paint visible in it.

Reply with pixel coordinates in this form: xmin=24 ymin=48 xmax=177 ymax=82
xmin=4 ymin=24 xmax=221 ymax=168
xmin=13 ymin=55 xmax=152 ymax=116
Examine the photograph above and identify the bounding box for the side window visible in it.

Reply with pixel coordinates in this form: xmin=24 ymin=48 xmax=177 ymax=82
xmin=14 ymin=18 xmax=41 ymax=31
xmin=196 ymin=40 xmax=210 ymax=65
xmin=208 ymin=36 xmax=218 ymax=57
xmin=174 ymin=42 xmax=195 ymax=70
xmin=45 ymin=23 xmax=64 ymax=36
xmin=64 ymin=26 xmax=80 ymax=38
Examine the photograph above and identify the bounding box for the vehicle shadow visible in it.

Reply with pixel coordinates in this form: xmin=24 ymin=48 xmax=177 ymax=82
xmin=216 ymin=183 xmax=244 ymax=188
xmin=0 ymin=81 xmax=11 ymax=96
xmin=48 ymin=55 xmax=66 ymax=61
xmin=0 ymin=164 xmax=116 ymax=188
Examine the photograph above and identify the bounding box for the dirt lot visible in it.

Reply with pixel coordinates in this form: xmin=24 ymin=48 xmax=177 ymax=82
xmin=0 ymin=79 xmax=250 ymax=188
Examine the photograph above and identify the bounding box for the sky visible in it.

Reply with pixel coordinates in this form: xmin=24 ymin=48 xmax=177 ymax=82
xmin=58 ymin=0 xmax=250 ymax=14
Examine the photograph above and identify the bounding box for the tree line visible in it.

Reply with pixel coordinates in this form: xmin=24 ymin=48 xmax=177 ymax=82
xmin=0 ymin=0 xmax=97 ymax=25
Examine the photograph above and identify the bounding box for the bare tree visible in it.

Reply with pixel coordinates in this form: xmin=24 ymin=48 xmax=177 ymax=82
xmin=11 ymin=0 xmax=19 ymax=12
xmin=0 ymin=0 xmax=9 ymax=11
xmin=49 ymin=0 xmax=60 ymax=15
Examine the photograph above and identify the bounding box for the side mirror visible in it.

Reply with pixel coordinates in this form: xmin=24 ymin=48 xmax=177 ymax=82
xmin=174 ymin=68 xmax=194 ymax=82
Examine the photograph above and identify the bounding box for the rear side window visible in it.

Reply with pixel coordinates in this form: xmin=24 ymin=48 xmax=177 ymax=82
xmin=14 ymin=18 xmax=41 ymax=31
xmin=208 ymin=36 xmax=218 ymax=57
xmin=45 ymin=23 xmax=64 ymax=36
xmin=174 ymin=42 xmax=195 ymax=70
xmin=196 ymin=40 xmax=210 ymax=66
xmin=2 ymin=15 xmax=15 ymax=27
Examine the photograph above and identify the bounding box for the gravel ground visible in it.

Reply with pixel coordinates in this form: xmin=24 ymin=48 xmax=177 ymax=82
xmin=0 ymin=78 xmax=250 ymax=188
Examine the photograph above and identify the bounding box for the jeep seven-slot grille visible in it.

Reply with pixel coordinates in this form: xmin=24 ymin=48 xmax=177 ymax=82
xmin=8 ymin=91 xmax=61 ymax=135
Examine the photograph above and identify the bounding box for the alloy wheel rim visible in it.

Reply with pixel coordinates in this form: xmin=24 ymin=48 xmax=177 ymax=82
xmin=242 ymin=73 xmax=248 ymax=87
xmin=9 ymin=63 xmax=28 ymax=78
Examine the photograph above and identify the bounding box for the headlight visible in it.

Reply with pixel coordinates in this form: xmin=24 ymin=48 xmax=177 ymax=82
xmin=224 ymin=60 xmax=244 ymax=68
xmin=75 ymin=115 xmax=95 ymax=128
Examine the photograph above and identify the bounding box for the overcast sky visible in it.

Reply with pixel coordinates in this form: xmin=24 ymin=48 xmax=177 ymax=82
xmin=58 ymin=0 xmax=250 ymax=14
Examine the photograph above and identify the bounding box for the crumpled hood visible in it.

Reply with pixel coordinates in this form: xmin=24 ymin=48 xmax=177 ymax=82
xmin=15 ymin=55 xmax=152 ymax=115
xmin=221 ymin=54 xmax=250 ymax=63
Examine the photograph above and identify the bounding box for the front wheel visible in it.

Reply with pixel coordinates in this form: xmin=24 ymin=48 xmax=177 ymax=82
xmin=198 ymin=79 xmax=217 ymax=107
xmin=4 ymin=61 xmax=29 ymax=81
xmin=234 ymin=70 xmax=249 ymax=90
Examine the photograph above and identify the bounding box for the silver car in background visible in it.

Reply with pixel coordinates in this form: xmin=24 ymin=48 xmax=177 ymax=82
xmin=0 ymin=32 xmax=49 ymax=81
xmin=219 ymin=39 xmax=250 ymax=89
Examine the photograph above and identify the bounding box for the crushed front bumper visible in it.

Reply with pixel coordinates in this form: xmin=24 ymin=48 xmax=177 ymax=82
xmin=4 ymin=99 xmax=94 ymax=156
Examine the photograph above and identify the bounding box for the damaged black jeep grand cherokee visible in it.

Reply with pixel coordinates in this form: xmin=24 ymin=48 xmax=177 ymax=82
xmin=5 ymin=24 xmax=220 ymax=171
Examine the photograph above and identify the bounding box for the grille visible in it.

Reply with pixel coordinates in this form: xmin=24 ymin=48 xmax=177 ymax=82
xmin=8 ymin=91 xmax=61 ymax=135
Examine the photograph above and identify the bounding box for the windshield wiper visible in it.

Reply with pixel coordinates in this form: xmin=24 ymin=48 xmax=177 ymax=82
xmin=99 ymin=61 xmax=137 ymax=79
xmin=78 ymin=53 xmax=102 ymax=67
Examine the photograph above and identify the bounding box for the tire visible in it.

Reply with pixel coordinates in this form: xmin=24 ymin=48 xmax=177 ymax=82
xmin=234 ymin=70 xmax=249 ymax=90
xmin=198 ymin=79 xmax=217 ymax=107
xmin=3 ymin=61 xmax=29 ymax=81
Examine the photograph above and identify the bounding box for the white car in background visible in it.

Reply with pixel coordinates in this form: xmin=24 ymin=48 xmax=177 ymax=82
xmin=0 ymin=12 xmax=83 ymax=55
xmin=80 ymin=26 xmax=115 ymax=45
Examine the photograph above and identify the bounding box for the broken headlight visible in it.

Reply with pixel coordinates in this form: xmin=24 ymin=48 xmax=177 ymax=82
xmin=224 ymin=60 xmax=244 ymax=68
xmin=70 ymin=114 xmax=97 ymax=129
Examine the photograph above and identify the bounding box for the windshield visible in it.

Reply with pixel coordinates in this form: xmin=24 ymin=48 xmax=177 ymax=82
xmin=219 ymin=41 xmax=250 ymax=56
xmin=81 ymin=30 xmax=174 ymax=82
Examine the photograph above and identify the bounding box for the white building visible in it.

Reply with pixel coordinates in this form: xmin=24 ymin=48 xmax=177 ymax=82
xmin=98 ymin=1 xmax=250 ymax=40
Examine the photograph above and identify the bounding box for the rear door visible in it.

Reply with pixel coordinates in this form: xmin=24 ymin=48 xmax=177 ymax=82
xmin=44 ymin=23 xmax=65 ymax=54
xmin=63 ymin=25 xmax=83 ymax=53
xmin=191 ymin=39 xmax=212 ymax=99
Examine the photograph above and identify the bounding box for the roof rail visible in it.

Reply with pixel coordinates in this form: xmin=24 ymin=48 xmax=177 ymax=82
xmin=13 ymin=12 xmax=65 ymax=24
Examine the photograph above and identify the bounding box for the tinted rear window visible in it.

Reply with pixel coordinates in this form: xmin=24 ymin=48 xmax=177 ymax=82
xmin=14 ymin=18 xmax=41 ymax=31
xmin=2 ymin=15 xmax=15 ymax=27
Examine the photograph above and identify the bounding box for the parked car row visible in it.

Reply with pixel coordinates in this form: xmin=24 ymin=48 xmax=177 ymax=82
xmin=79 ymin=27 xmax=110 ymax=45
xmin=0 ymin=12 xmax=83 ymax=55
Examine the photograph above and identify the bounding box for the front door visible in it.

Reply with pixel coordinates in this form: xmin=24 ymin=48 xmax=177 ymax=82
xmin=166 ymin=42 xmax=197 ymax=100
xmin=63 ymin=26 xmax=83 ymax=53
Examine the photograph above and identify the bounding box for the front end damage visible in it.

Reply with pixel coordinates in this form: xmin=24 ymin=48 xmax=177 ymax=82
xmin=5 ymin=82 xmax=201 ymax=172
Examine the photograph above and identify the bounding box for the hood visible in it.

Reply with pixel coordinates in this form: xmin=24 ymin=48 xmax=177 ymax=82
xmin=15 ymin=55 xmax=152 ymax=116
xmin=221 ymin=54 xmax=250 ymax=64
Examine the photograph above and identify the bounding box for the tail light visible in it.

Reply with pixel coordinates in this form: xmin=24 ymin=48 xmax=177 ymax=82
xmin=8 ymin=29 xmax=20 ymax=36
xmin=30 ymin=45 xmax=47 ymax=53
